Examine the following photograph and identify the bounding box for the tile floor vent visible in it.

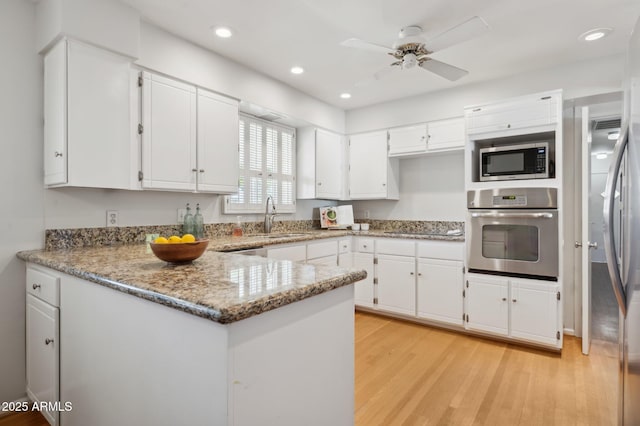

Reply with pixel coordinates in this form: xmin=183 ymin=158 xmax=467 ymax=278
xmin=593 ymin=118 xmax=621 ymax=130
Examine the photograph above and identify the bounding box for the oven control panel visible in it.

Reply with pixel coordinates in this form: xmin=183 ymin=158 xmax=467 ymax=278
xmin=492 ymin=195 xmax=527 ymax=207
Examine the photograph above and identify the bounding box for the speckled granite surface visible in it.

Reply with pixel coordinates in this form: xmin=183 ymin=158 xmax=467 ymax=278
xmin=17 ymin=245 xmax=366 ymax=324
xmin=45 ymin=220 xmax=464 ymax=249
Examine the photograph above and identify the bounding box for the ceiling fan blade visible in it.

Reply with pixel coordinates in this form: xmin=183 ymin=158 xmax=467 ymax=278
xmin=355 ymin=66 xmax=397 ymax=87
xmin=425 ymin=16 xmax=489 ymax=52
xmin=340 ymin=38 xmax=394 ymax=54
xmin=419 ymin=59 xmax=468 ymax=81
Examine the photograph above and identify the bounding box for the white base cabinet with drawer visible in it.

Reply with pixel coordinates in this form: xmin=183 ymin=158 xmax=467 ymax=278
xmin=464 ymin=273 xmax=562 ymax=348
xmin=26 ymin=266 xmax=61 ymax=426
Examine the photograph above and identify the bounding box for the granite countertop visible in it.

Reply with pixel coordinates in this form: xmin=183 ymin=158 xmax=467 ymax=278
xmin=17 ymin=245 xmax=366 ymax=324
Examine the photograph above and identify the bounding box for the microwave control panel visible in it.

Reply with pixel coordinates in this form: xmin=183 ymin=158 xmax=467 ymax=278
xmin=492 ymin=195 xmax=527 ymax=207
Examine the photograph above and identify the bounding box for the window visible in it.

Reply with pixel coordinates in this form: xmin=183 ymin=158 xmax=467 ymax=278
xmin=225 ymin=114 xmax=296 ymax=213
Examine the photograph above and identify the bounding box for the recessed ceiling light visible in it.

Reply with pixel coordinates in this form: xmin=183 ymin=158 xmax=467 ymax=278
xmin=340 ymin=93 xmax=352 ymax=99
xmin=608 ymin=131 xmax=620 ymax=140
xmin=596 ymin=153 xmax=608 ymax=160
xmin=290 ymin=66 xmax=304 ymax=75
xmin=214 ymin=27 xmax=233 ymax=38
xmin=579 ymin=28 xmax=613 ymax=42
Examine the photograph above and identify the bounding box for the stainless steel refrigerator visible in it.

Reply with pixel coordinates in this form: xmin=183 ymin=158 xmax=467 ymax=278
xmin=603 ymin=15 xmax=640 ymax=426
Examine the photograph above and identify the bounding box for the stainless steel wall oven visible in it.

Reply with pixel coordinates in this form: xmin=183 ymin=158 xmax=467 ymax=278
xmin=467 ymin=188 xmax=558 ymax=280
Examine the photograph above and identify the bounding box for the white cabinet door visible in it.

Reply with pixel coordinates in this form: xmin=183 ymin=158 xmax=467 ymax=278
xmin=376 ymin=254 xmax=416 ymax=316
xmin=142 ymin=72 xmax=197 ymax=191
xmin=349 ymin=131 xmax=398 ymax=199
xmin=353 ymin=253 xmax=375 ymax=308
xmin=417 ymin=259 xmax=464 ymax=326
xmin=427 ymin=118 xmax=465 ymax=152
xmin=315 ymin=129 xmax=344 ymax=199
xmin=26 ymin=294 xmax=59 ymax=426
xmin=267 ymin=244 xmax=306 ymax=262
xmin=465 ymin=275 xmax=509 ymax=336
xmin=510 ymin=279 xmax=560 ymax=346
xmin=44 ymin=39 xmax=132 ymax=189
xmin=465 ymin=93 xmax=559 ymax=135
xmin=388 ymin=124 xmax=427 ymax=156
xmin=196 ymin=89 xmax=239 ymax=193
xmin=44 ymin=41 xmax=67 ymax=186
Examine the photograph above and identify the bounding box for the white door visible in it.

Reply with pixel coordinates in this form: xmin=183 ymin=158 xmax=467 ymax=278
xmin=196 ymin=89 xmax=239 ymax=193
xmin=416 ymin=259 xmax=464 ymax=325
xmin=376 ymin=254 xmax=416 ymax=316
xmin=465 ymin=275 xmax=509 ymax=336
xmin=580 ymin=106 xmax=594 ymax=355
xmin=315 ymin=129 xmax=343 ymax=199
xmin=141 ymin=72 xmax=197 ymax=191
xmin=349 ymin=131 xmax=388 ymax=199
xmin=44 ymin=41 xmax=67 ymax=186
xmin=352 ymin=253 xmax=375 ymax=308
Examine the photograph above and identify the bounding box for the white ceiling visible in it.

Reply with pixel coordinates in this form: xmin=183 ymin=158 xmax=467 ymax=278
xmin=120 ymin=0 xmax=640 ymax=110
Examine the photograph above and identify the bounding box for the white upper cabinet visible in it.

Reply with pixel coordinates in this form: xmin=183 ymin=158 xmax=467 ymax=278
xmin=465 ymin=92 xmax=560 ymax=136
xmin=297 ymin=128 xmax=345 ymax=200
xmin=388 ymin=124 xmax=427 ymax=156
xmin=349 ymin=131 xmax=399 ymax=200
xmin=44 ymin=39 xmax=132 ymax=189
xmin=426 ymin=117 xmax=465 ymax=152
xmin=196 ymin=89 xmax=239 ymax=194
xmin=141 ymin=72 xmax=197 ymax=191
xmin=140 ymin=72 xmax=239 ymax=193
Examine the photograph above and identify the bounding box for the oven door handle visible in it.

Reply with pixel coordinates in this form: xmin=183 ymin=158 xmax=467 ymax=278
xmin=470 ymin=212 xmax=554 ymax=219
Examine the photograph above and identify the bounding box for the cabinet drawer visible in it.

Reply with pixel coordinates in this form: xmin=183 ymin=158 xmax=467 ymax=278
xmin=355 ymin=238 xmax=374 ymax=253
xmin=338 ymin=238 xmax=352 ymax=254
xmin=307 ymin=240 xmax=338 ymax=260
xmin=417 ymin=241 xmax=464 ymax=261
xmin=376 ymin=239 xmax=415 ymax=257
xmin=26 ymin=266 xmax=60 ymax=307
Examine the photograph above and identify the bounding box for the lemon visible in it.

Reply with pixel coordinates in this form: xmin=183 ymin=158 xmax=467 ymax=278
xmin=154 ymin=236 xmax=169 ymax=244
xmin=167 ymin=235 xmax=182 ymax=244
xmin=181 ymin=234 xmax=196 ymax=243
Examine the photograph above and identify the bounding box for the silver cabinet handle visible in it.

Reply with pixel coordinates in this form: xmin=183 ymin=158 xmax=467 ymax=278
xmin=501 ymin=297 xmax=507 ymax=301
xmin=32 ymin=284 xmax=41 ymax=290
xmin=192 ymin=168 xmax=198 ymax=172
xmin=199 ymin=169 xmax=205 ymax=173
xmin=587 ymin=242 xmax=598 ymax=249
xmin=575 ymin=241 xmax=582 ymax=248
xmin=512 ymin=299 xmax=517 ymax=303
xmin=54 ymin=151 xmax=63 ymax=157
xmin=45 ymin=338 xmax=54 ymax=345
xmin=318 ymin=182 xmax=322 ymax=186
xmin=410 ymin=272 xmax=414 ymax=275
xmin=418 ymin=273 xmax=422 ymax=277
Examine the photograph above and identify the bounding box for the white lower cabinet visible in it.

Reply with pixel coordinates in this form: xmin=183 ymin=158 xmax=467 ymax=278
xmin=352 ymin=253 xmax=375 ymax=308
xmin=376 ymin=254 xmax=416 ymax=316
xmin=307 ymin=255 xmax=338 ymax=266
xmin=26 ymin=266 xmax=61 ymax=426
xmin=267 ymin=244 xmax=306 ymax=262
xmin=465 ymin=273 xmax=561 ymax=348
xmin=417 ymin=259 xmax=464 ymax=326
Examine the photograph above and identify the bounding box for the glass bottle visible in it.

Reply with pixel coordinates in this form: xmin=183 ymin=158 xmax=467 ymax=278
xmin=183 ymin=203 xmax=195 ymax=235
xmin=194 ymin=203 xmax=204 ymax=239
xmin=232 ymin=216 xmax=243 ymax=237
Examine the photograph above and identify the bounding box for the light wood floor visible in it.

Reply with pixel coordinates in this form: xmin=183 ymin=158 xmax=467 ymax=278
xmin=2 ymin=313 xmax=618 ymax=426
xmin=355 ymin=311 xmax=618 ymax=426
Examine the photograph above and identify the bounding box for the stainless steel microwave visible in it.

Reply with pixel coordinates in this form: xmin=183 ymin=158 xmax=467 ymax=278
xmin=479 ymin=142 xmax=549 ymax=181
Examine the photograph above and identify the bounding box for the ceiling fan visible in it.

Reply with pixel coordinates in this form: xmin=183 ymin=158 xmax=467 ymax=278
xmin=341 ymin=16 xmax=489 ymax=83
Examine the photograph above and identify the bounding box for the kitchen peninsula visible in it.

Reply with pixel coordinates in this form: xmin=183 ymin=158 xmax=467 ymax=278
xmin=18 ymin=243 xmax=366 ymax=426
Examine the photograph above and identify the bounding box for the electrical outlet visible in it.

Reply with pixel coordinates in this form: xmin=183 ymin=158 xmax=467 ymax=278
xmin=106 ymin=210 xmax=119 ymax=227
xmin=363 ymin=210 xmax=370 ymax=219
xmin=177 ymin=208 xmax=187 ymax=224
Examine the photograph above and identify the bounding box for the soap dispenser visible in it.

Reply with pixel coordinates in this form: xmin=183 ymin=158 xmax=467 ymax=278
xmin=194 ymin=203 xmax=204 ymax=239
xmin=183 ymin=203 xmax=195 ymax=235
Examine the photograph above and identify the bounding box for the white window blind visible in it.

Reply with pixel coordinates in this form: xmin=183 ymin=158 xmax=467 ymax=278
xmin=225 ymin=114 xmax=296 ymax=214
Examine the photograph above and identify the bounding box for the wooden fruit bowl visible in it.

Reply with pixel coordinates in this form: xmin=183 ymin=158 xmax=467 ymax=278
xmin=149 ymin=240 xmax=209 ymax=263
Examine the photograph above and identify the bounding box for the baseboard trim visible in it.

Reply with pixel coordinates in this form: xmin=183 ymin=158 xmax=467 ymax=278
xmin=0 ymin=396 xmax=30 ymax=418
xmin=563 ymin=327 xmax=576 ymax=336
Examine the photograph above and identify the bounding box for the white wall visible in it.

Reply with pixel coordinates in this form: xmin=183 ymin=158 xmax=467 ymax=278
xmin=345 ymin=54 xmax=624 ymax=222
xmin=0 ymin=0 xmax=45 ymax=404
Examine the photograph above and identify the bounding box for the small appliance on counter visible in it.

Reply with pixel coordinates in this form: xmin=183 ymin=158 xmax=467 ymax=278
xmin=319 ymin=205 xmax=354 ymax=229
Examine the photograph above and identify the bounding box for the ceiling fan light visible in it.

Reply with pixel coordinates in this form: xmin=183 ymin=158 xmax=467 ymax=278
xmin=402 ymin=53 xmax=418 ymax=69
xmin=340 ymin=93 xmax=351 ymax=99
xmin=290 ymin=66 xmax=304 ymax=75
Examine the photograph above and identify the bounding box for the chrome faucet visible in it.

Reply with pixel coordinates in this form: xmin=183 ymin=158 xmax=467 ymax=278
xmin=264 ymin=195 xmax=277 ymax=233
